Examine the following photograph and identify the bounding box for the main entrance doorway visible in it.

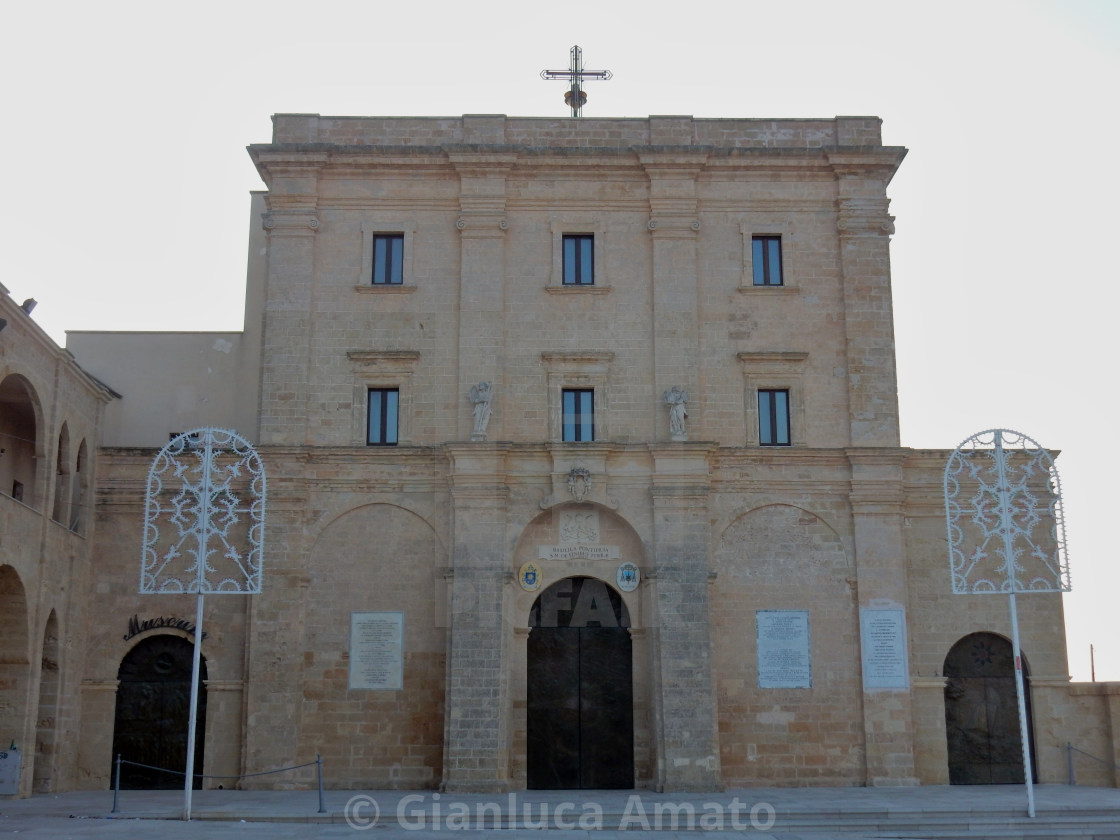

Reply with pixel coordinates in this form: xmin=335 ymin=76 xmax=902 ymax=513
xmin=527 ymin=576 xmax=633 ymax=789
xmin=944 ymin=632 xmax=1036 ymax=784
xmin=111 ymin=635 xmax=206 ymax=789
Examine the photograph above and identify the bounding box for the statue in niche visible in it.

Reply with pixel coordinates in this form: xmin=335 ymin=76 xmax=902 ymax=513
xmin=664 ymin=386 xmax=689 ymax=440
xmin=469 ymin=381 xmax=493 ymax=440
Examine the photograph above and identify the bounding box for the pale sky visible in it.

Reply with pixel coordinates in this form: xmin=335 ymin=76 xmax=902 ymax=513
xmin=2 ymin=0 xmax=1116 ymax=680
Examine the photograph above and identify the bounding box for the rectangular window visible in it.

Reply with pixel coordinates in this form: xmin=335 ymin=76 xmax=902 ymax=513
xmin=372 ymin=234 xmax=404 ymax=285
xmin=367 ymin=388 xmax=400 ymax=445
xmin=562 ymin=235 xmax=594 ymax=285
xmin=752 ymin=236 xmax=783 ymax=286
xmin=758 ymin=389 xmax=791 ymax=446
xmin=562 ymin=389 xmax=595 ymax=442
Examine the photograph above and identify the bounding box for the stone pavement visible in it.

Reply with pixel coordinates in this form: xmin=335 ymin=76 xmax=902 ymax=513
xmin=2 ymin=784 xmax=1120 ymax=839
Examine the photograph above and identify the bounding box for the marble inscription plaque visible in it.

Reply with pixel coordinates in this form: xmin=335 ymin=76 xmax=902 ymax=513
xmin=859 ymin=608 xmax=909 ymax=691
xmin=756 ymin=610 xmax=811 ymax=688
xmin=349 ymin=611 xmax=403 ymax=691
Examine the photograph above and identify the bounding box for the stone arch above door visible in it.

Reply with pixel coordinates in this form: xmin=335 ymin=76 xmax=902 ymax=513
xmin=510 ymin=502 xmax=646 ymax=623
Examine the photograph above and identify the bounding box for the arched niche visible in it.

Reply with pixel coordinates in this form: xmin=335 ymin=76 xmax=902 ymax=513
xmin=0 ymin=374 xmax=42 ymax=508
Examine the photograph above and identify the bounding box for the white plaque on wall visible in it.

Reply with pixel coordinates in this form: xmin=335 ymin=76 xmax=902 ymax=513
xmin=859 ymin=607 xmax=910 ymax=691
xmin=756 ymin=610 xmax=812 ymax=689
xmin=349 ymin=611 xmax=404 ymax=691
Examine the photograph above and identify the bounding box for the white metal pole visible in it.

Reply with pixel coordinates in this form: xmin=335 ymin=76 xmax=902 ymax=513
xmin=1008 ymin=591 xmax=1035 ymax=819
xmin=994 ymin=431 xmax=1035 ymax=819
xmin=183 ymin=591 xmax=204 ymax=821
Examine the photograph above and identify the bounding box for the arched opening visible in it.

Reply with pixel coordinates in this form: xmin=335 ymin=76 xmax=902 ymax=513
xmin=527 ymin=576 xmax=633 ymax=789
xmin=52 ymin=423 xmax=70 ymax=524
xmin=70 ymin=439 xmax=88 ymax=532
xmin=34 ymin=611 xmax=60 ymax=792
xmin=0 ymin=566 xmax=30 ymax=771
xmin=111 ymin=635 xmax=207 ymax=789
xmin=0 ymin=374 xmax=40 ymax=507
xmin=944 ymin=632 xmax=1037 ymax=784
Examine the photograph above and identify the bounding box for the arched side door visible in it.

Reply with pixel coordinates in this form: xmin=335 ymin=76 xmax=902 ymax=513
xmin=527 ymin=576 xmax=633 ymax=789
xmin=943 ymin=632 xmax=1036 ymax=784
xmin=111 ymin=635 xmax=206 ymax=789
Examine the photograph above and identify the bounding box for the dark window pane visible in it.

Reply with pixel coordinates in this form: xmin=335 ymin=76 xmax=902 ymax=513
xmin=563 ymin=235 xmax=594 ymax=285
xmin=373 ymin=234 xmax=404 ymax=285
xmin=767 ymin=238 xmax=783 ymax=286
xmin=368 ymin=388 xmax=400 ymax=445
xmin=752 ymin=236 xmax=783 ymax=286
xmin=758 ymin=391 xmax=772 ymax=443
xmin=759 ymin=389 xmax=790 ymax=446
xmin=562 ymin=389 xmax=594 ymax=441
xmin=384 ymin=389 xmax=399 ymax=443
xmin=773 ymin=390 xmax=789 ymax=444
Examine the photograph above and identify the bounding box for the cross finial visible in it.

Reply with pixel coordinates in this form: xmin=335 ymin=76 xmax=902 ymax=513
xmin=540 ymin=45 xmax=612 ymax=118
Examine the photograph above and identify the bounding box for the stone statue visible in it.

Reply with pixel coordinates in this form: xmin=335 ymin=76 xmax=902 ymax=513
xmin=469 ymin=381 xmax=493 ymax=440
xmin=664 ymin=386 xmax=688 ymax=440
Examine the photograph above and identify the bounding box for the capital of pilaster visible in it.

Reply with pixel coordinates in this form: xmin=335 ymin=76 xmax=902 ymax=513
xmin=261 ymin=209 xmax=320 ymax=235
xmin=648 ymin=442 xmax=716 ymax=475
xmin=647 ymin=215 xmax=701 ymax=237
xmin=837 ymin=197 xmax=895 ymax=237
xmin=455 ymin=213 xmax=509 ymax=237
xmin=847 ymin=449 xmax=905 ymax=513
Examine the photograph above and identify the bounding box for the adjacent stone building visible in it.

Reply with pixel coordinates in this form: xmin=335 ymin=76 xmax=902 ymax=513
xmin=4 ymin=113 xmax=1120 ymax=797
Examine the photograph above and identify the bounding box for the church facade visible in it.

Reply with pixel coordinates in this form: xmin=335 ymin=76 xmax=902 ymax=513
xmin=4 ymin=113 xmax=1120 ymax=796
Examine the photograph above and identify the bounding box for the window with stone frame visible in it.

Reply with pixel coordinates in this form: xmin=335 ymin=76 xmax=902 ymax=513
xmin=752 ymin=236 xmax=783 ymax=286
xmin=562 ymin=234 xmax=595 ymax=285
xmin=367 ymin=387 xmax=400 ymax=445
xmin=757 ymin=388 xmax=791 ymax=446
xmin=371 ymin=234 xmax=404 ymax=285
xmin=562 ymin=388 xmax=595 ymax=441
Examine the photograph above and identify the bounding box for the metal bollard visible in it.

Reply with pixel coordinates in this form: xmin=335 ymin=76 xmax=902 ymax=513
xmin=111 ymin=754 xmax=122 ymax=813
xmin=317 ymin=754 xmax=326 ymax=814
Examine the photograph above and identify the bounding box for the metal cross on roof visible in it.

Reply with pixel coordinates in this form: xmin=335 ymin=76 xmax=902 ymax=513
xmin=541 ymin=45 xmax=612 ymax=117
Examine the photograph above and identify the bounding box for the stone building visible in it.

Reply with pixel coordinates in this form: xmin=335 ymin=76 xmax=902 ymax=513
xmin=4 ymin=113 xmax=1120 ymax=797
xmin=0 ymin=285 xmax=116 ymax=794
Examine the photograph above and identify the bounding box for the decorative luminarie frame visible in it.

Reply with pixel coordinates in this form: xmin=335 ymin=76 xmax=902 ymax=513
xmin=141 ymin=428 xmax=266 ymax=594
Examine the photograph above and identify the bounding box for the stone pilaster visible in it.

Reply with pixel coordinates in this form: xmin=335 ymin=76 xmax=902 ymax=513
xmin=450 ymin=152 xmax=515 ymax=441
xmin=830 ymin=150 xmax=905 ymax=447
xmin=647 ymin=443 xmax=722 ymax=791
xmin=254 ymin=158 xmax=324 ymax=446
xmin=641 ymin=153 xmax=706 ymax=441
xmin=442 ymin=444 xmax=511 ymax=792
xmin=849 ymin=449 xmax=919 ymax=785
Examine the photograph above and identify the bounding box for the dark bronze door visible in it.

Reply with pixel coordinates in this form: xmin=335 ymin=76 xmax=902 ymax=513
xmin=944 ymin=632 xmax=1035 ymax=784
xmin=527 ymin=576 xmax=634 ymax=789
xmin=111 ymin=635 xmax=206 ymax=789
